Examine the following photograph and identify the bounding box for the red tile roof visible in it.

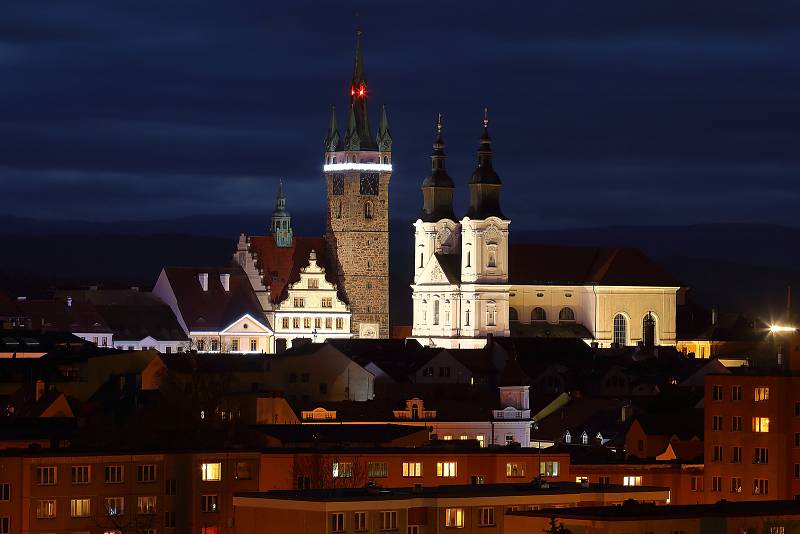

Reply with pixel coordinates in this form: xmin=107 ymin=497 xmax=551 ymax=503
xmin=162 ymin=266 xmax=266 ymax=332
xmin=246 ymin=236 xmax=345 ymax=304
xmin=509 ymin=244 xmax=681 ymax=287
xmin=16 ymin=299 xmax=112 ymax=334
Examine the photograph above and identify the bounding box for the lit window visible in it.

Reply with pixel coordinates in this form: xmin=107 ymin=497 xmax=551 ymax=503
xmin=754 ymin=387 xmax=770 ymax=402
xmin=201 ymin=494 xmax=218 ymax=513
xmin=436 ymin=462 xmax=457 ymax=477
xmin=445 ymin=508 xmax=464 ymax=528
xmin=506 ymin=463 xmax=526 ymax=478
xmin=250 ymin=339 xmax=257 ymax=351
xmin=753 ymin=479 xmax=769 ymax=495
xmin=201 ymin=463 xmax=222 ymax=481
xmin=104 ymin=496 xmax=124 ymax=516
xmin=332 ymin=462 xmax=353 ymax=478
xmin=613 ymin=314 xmax=627 ymax=345
xmin=540 ymin=461 xmax=559 ymax=477
xmin=322 ymin=297 xmax=333 ymax=308
xmin=459 ymin=434 xmax=469 ymax=441
xmin=368 ymin=462 xmax=388 ymax=478
xmin=752 ymin=417 xmax=770 ymax=433
xmin=231 ymin=339 xmax=239 ymax=352
xmin=36 ymin=499 xmax=56 ymax=518
xmin=402 ymin=462 xmax=422 ymax=477
xmin=70 ymin=498 xmax=91 ymax=518
xmin=137 ymin=496 xmax=156 ymax=514
xmin=623 ymin=476 xmax=642 ymax=486
xmin=476 ymin=435 xmax=486 ymax=448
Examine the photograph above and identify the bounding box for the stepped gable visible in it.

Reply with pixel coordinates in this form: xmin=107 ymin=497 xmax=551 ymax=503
xmin=247 ymin=236 xmax=345 ymax=304
xmin=509 ymin=243 xmax=681 ymax=287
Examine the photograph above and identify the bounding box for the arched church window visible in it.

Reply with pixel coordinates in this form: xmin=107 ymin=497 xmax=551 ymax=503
xmin=509 ymin=307 xmax=519 ymax=322
xmin=365 ymin=201 xmax=374 ymax=219
xmin=433 ymin=300 xmax=440 ymax=325
xmin=487 ymin=245 xmax=497 ymax=268
xmin=642 ymin=312 xmax=657 ymax=346
xmin=558 ymin=307 xmax=575 ymax=322
xmin=613 ymin=314 xmax=627 ymax=346
xmin=383 ymin=156 xmax=389 ymax=164
xmin=444 ymin=300 xmax=450 ymax=325
xmin=532 ymin=307 xmax=547 ymax=322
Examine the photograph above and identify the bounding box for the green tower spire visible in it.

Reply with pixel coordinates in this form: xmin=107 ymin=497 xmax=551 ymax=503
xmin=271 ymin=179 xmax=293 ymax=247
xmin=376 ymin=104 xmax=392 ymax=152
xmin=324 ymin=106 xmax=341 ymax=152
xmin=344 ymin=104 xmax=361 ymax=151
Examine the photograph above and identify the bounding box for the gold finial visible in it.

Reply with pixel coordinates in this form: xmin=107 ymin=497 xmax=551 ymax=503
xmin=483 ymin=107 xmax=489 ymax=128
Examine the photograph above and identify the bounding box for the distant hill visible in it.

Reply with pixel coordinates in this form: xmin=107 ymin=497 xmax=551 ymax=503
xmin=1 ymin=217 xmax=798 ymax=327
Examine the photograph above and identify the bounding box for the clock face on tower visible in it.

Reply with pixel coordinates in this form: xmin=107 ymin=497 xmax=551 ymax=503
xmin=359 ymin=172 xmax=379 ymax=196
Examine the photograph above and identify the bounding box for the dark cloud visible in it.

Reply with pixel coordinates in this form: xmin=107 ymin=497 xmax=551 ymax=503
xmin=0 ymin=0 xmax=798 ymax=227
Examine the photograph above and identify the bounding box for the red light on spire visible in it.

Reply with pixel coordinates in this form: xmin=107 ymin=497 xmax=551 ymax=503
xmin=350 ymin=86 xmax=355 ymax=96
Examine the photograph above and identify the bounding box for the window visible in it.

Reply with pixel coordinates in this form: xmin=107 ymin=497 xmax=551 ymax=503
xmin=37 ymin=499 xmax=56 ymax=518
xmin=0 ymin=484 xmax=8 ymax=502
xmin=292 ymin=317 xmax=301 ymax=329
xmin=506 ymin=463 xmax=525 ymax=477
xmin=336 ymin=318 xmax=344 ymax=330
xmin=795 ymin=464 xmax=800 ymax=479
xmin=476 ymin=434 xmax=486 ymax=448
xmin=732 ymin=446 xmax=742 ymax=464
xmin=505 ymin=434 xmax=515 ymax=445
xmin=294 ymin=297 xmax=305 ymax=308
xmin=231 ymin=339 xmax=239 ymax=351
xmin=235 ymin=462 xmax=251 ymax=480
xmin=137 ymin=464 xmax=156 ymax=482
xmin=442 ymin=435 xmax=452 ymax=441
xmin=479 ymin=507 xmax=495 ymax=526
xmin=436 ymin=462 xmax=457 ymax=477
xmin=732 ymin=385 xmax=742 ymax=400
xmin=71 ymin=498 xmax=91 ymax=518
xmin=712 ymin=415 xmax=723 ymax=431
xmin=752 ymin=417 xmax=770 ymax=433
xmin=210 ymin=339 xmax=218 ymax=351
xmin=332 ymin=462 xmax=353 ymax=478
xmin=105 ymin=465 xmax=123 ymax=483
xmin=732 ymin=416 xmax=743 ymax=431
xmin=445 ymin=508 xmax=464 ymax=528
xmin=353 ymin=511 xmax=367 ymax=531
xmin=769 ymin=528 xmax=786 ymax=534
xmin=487 ymin=305 xmax=496 ymax=326
xmin=711 ymin=476 xmax=722 ymax=492
xmin=690 ymin=476 xmax=703 ymax=492
xmin=613 ymin=314 xmax=627 ymax=345
xmin=331 ymin=512 xmax=345 ymax=533
xmin=201 ymin=527 xmax=219 ymax=534
xmin=138 ymin=496 xmax=156 ymax=514
xmin=540 ymin=461 xmax=559 ymax=477
xmin=753 ymin=478 xmax=769 ymax=495
xmin=36 ymin=466 xmax=56 ymax=485
xmin=164 ymin=510 xmax=176 ymax=528
xmin=731 ymin=477 xmax=743 ymax=493
xmin=753 ymin=447 xmax=769 ymax=464
xmin=322 ymin=297 xmax=333 ymax=308
xmin=402 ymin=462 xmax=421 ymax=477
xmin=509 ymin=307 xmax=518 ymax=322
xmin=642 ymin=313 xmax=656 ymax=345
xmin=165 ymin=479 xmax=177 ymax=495
xmin=319 ymin=383 xmax=328 ymax=395
xmin=459 ymin=434 xmax=469 ymax=441
xmin=368 ymin=462 xmax=388 ymax=478
xmin=712 ymin=384 xmax=723 ymax=401
xmin=365 ymin=201 xmax=374 ymax=219
xmin=0 ymin=518 xmax=7 ymax=534
xmin=72 ymin=465 xmax=90 ymax=484
xmin=308 ymin=278 xmax=319 ymax=289
xmin=796 ymin=401 xmax=800 ymax=416
xmin=712 ymin=445 xmax=723 ymax=463
xmin=304 ymin=317 xmax=311 ymax=329
xmin=439 ymin=367 xmax=451 ymax=378
xmin=558 ymin=307 xmax=575 ymax=322
xmin=531 ymin=307 xmax=546 ymax=322
xmin=281 ymin=317 xmax=290 ymax=329
xmin=796 ymin=433 xmax=800 ymax=448
xmin=422 ymin=367 xmax=434 ymax=377
xmin=623 ymin=476 xmax=641 ymax=486
xmin=433 ymin=300 xmax=440 ymax=325
xmin=201 ymin=462 xmax=221 ymax=481
xmin=201 ymin=494 xmax=218 ymax=513
xmin=380 ymin=511 xmax=397 ymax=531
xmin=104 ymin=496 xmax=124 ymax=516
xmin=754 ymin=387 xmax=770 ymax=402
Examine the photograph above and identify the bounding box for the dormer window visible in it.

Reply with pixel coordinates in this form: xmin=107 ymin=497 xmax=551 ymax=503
xmin=581 ymin=432 xmax=589 ymax=445
xmin=564 ymin=431 xmax=572 ymax=444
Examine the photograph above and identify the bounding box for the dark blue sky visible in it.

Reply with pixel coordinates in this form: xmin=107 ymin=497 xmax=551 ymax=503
xmin=1 ymin=0 xmax=799 ymax=229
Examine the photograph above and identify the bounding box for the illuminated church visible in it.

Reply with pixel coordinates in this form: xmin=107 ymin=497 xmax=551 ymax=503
xmin=410 ymin=115 xmax=681 ymax=349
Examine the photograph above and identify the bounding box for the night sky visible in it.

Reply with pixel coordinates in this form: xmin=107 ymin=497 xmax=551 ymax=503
xmin=1 ymin=1 xmax=799 ymax=230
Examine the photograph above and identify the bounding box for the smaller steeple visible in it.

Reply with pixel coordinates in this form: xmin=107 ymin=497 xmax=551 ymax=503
xmin=324 ymin=106 xmax=341 ymax=152
xmin=421 ymin=113 xmax=455 ymax=222
xmin=271 ymin=179 xmax=293 ymax=248
xmin=466 ymin=108 xmax=506 ymax=219
xmin=376 ymin=105 xmax=392 ymax=152
xmin=344 ymin=105 xmax=360 ymax=151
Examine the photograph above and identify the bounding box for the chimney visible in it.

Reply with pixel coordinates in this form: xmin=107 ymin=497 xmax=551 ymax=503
xmin=220 ymin=273 xmax=230 ymax=292
xmin=35 ymin=380 xmax=45 ymax=402
xmin=66 ymin=297 xmax=73 ymax=308
xmin=198 ymin=273 xmax=209 ymax=292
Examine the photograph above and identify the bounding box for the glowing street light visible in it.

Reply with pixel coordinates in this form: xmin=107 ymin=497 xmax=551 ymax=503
xmin=769 ymin=325 xmax=797 ymax=333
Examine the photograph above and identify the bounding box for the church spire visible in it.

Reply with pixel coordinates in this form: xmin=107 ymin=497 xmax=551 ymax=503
xmin=344 ymin=104 xmax=360 ymax=150
xmin=348 ymin=29 xmax=375 ymax=150
xmin=271 ymin=179 xmax=293 ymax=247
xmin=324 ymin=106 xmax=341 ymax=152
xmin=466 ymin=108 xmax=505 ymax=219
xmin=421 ymin=113 xmax=455 ymax=222
xmin=376 ymin=104 xmax=392 ymax=152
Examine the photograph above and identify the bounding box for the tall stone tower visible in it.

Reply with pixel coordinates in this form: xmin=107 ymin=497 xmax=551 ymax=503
xmin=271 ymin=180 xmax=293 ymax=247
xmin=324 ymin=31 xmax=392 ymax=338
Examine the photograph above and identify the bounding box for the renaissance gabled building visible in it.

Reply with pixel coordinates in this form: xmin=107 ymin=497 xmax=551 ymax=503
xmin=411 ymin=115 xmax=681 ymax=349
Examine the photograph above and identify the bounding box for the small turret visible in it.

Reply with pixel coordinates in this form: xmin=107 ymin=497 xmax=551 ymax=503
xmin=324 ymin=106 xmax=341 ymax=152
xmin=465 ymin=108 xmax=506 ymax=219
xmin=376 ymin=105 xmax=392 ymax=152
xmin=344 ymin=105 xmax=360 ymax=151
xmin=271 ymin=180 xmax=293 ymax=248
xmin=421 ymin=113 xmax=455 ymax=222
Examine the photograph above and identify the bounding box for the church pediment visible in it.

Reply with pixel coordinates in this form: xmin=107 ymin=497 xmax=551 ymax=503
xmin=418 ymin=254 xmax=460 ymax=285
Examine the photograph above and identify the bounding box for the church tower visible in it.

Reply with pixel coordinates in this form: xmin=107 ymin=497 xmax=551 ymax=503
xmin=324 ymin=30 xmax=392 ymax=338
xmin=271 ymin=180 xmax=293 ymax=247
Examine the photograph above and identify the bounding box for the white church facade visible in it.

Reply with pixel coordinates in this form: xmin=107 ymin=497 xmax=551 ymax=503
xmin=411 ymin=114 xmax=680 ymax=349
